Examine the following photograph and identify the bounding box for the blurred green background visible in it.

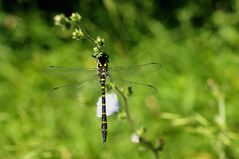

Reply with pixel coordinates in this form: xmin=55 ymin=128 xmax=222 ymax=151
xmin=1 ymin=0 xmax=239 ymax=159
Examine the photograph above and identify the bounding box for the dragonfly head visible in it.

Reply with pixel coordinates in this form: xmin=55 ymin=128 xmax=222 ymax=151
xmin=96 ymin=52 xmax=109 ymax=66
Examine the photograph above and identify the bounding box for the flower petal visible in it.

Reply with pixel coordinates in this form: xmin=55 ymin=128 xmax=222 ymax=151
xmin=96 ymin=93 xmax=119 ymax=117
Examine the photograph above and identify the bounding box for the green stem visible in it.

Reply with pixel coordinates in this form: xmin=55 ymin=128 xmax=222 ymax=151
xmin=115 ymin=86 xmax=161 ymax=159
xmin=79 ymin=23 xmax=96 ymax=44
xmin=140 ymin=138 xmax=159 ymax=159
xmin=115 ymin=86 xmax=136 ymax=130
xmin=218 ymin=94 xmax=226 ymax=130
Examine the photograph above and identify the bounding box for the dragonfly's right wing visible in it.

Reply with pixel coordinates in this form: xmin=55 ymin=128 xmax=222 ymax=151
xmin=44 ymin=66 xmax=97 ymax=81
xmin=107 ymin=78 xmax=159 ymax=97
xmin=107 ymin=62 xmax=161 ymax=96
xmin=109 ymin=62 xmax=161 ymax=71
xmin=108 ymin=62 xmax=161 ymax=81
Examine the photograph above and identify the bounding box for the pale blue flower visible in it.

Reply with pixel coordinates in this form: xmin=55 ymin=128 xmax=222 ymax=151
xmin=96 ymin=93 xmax=119 ymax=117
xmin=131 ymin=133 xmax=140 ymax=144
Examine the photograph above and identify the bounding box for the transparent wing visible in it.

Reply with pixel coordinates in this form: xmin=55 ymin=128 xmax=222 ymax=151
xmin=108 ymin=62 xmax=161 ymax=80
xmin=46 ymin=62 xmax=160 ymax=99
xmin=45 ymin=63 xmax=161 ymax=80
xmin=107 ymin=78 xmax=159 ymax=97
xmin=44 ymin=66 xmax=97 ymax=81
xmin=109 ymin=62 xmax=161 ymax=71
xmin=48 ymin=75 xmax=99 ymax=99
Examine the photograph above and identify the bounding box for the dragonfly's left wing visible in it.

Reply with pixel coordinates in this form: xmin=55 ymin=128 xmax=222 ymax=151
xmin=44 ymin=66 xmax=97 ymax=81
xmin=48 ymin=75 xmax=99 ymax=99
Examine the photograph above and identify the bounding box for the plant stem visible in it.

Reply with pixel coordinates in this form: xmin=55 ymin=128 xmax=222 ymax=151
xmin=79 ymin=23 xmax=96 ymax=44
xmin=115 ymin=86 xmax=136 ymax=130
xmin=115 ymin=86 xmax=161 ymax=159
xmin=141 ymin=138 xmax=160 ymax=159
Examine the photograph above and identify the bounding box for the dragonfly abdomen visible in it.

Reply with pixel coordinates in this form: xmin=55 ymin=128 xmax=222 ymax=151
xmin=100 ymin=76 xmax=107 ymax=142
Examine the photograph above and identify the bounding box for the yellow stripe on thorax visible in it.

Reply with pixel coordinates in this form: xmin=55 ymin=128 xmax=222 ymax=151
xmin=100 ymin=78 xmax=106 ymax=81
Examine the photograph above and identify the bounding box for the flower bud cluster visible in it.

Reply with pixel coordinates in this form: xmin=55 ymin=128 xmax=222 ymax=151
xmin=72 ymin=28 xmax=84 ymax=40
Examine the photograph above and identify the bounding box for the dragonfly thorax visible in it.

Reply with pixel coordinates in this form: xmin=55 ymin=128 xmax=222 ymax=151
xmin=97 ymin=53 xmax=109 ymax=65
xmin=98 ymin=62 xmax=108 ymax=84
xmin=96 ymin=53 xmax=109 ymax=86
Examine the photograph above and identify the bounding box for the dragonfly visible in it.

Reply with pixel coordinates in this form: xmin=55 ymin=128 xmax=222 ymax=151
xmin=46 ymin=52 xmax=161 ymax=142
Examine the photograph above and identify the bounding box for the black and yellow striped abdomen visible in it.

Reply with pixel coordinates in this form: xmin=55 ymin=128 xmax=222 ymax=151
xmin=99 ymin=67 xmax=108 ymax=142
xmin=101 ymin=83 xmax=107 ymax=142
